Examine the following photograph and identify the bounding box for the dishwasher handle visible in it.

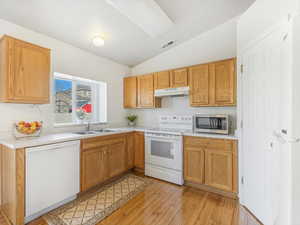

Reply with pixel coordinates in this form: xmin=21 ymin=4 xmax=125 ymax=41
xmin=26 ymin=141 xmax=80 ymax=153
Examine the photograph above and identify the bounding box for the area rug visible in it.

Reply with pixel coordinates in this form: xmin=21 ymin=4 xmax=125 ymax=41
xmin=44 ymin=174 xmax=151 ymax=225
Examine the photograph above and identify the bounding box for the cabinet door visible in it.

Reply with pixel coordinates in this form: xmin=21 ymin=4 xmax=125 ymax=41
xmin=137 ymin=74 xmax=155 ymax=108
xmin=154 ymin=71 xmax=170 ymax=90
xmin=108 ymin=139 xmax=126 ymax=178
xmin=210 ymin=59 xmax=236 ymax=106
xmin=170 ymin=68 xmax=188 ymax=87
xmin=204 ymin=149 xmax=233 ymax=192
xmin=124 ymin=76 xmax=137 ymax=108
xmin=100 ymin=147 xmax=110 ymax=182
xmin=81 ymin=148 xmax=102 ymax=191
xmin=134 ymin=132 xmax=145 ymax=170
xmin=184 ymin=147 xmax=205 ymax=184
xmin=189 ymin=64 xmax=210 ymax=106
xmin=126 ymin=134 xmax=135 ymax=169
xmin=10 ymin=37 xmax=50 ymax=103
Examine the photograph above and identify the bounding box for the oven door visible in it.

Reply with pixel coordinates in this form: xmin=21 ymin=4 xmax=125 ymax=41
xmin=145 ymin=135 xmax=182 ymax=171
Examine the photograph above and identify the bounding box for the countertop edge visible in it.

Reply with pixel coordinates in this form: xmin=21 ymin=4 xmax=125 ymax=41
xmin=0 ymin=128 xmax=238 ymax=150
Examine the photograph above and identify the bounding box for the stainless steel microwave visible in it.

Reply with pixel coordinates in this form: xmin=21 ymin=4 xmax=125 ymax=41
xmin=193 ymin=114 xmax=229 ymax=134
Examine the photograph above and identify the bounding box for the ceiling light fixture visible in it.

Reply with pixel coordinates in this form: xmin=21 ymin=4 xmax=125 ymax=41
xmin=105 ymin=0 xmax=174 ymax=38
xmin=92 ymin=36 xmax=105 ymax=47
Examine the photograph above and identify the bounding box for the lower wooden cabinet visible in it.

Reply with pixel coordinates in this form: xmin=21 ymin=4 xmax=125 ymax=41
xmin=126 ymin=133 xmax=135 ymax=169
xmin=81 ymin=134 xmax=127 ymax=192
xmin=81 ymin=146 xmax=108 ymax=191
xmin=184 ymin=147 xmax=205 ymax=184
xmin=204 ymin=149 xmax=233 ymax=192
xmin=134 ymin=132 xmax=145 ymax=170
xmin=184 ymin=136 xmax=237 ymax=194
xmin=108 ymin=140 xmax=126 ymax=178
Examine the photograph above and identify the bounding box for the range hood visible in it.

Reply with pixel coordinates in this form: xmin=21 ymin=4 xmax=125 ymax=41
xmin=154 ymin=87 xmax=189 ymax=97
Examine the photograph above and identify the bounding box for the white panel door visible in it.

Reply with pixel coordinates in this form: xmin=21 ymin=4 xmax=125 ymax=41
xmin=241 ymin=24 xmax=290 ymax=225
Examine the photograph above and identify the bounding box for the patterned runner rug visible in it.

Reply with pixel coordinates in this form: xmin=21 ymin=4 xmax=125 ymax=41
xmin=44 ymin=174 xmax=150 ymax=225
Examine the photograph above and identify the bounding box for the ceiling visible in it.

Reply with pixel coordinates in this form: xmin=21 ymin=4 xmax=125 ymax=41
xmin=0 ymin=0 xmax=254 ymax=66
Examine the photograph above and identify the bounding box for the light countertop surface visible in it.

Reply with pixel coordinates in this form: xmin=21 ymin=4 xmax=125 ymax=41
xmin=0 ymin=127 xmax=238 ymax=150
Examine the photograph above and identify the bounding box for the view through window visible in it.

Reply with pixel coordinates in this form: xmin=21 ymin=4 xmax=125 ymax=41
xmin=54 ymin=73 xmax=107 ymax=125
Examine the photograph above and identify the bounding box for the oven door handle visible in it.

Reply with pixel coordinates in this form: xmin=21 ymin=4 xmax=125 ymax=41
xmin=170 ymin=143 xmax=175 ymax=158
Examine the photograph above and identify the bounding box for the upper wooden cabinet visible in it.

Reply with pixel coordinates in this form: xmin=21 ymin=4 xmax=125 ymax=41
xmin=137 ymin=74 xmax=161 ymax=108
xmin=154 ymin=71 xmax=170 ymax=90
xmin=170 ymin=68 xmax=188 ymax=87
xmin=189 ymin=58 xmax=236 ymax=107
xmin=124 ymin=58 xmax=236 ymax=108
xmin=189 ymin=64 xmax=210 ymax=106
xmin=123 ymin=76 xmax=137 ymax=108
xmin=210 ymin=59 xmax=236 ymax=106
xmin=0 ymin=35 xmax=50 ymax=104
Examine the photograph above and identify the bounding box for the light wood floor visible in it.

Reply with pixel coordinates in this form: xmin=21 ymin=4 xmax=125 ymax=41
xmin=24 ymin=177 xmax=261 ymax=225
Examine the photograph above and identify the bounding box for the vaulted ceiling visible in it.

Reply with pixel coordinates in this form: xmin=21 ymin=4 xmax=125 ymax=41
xmin=0 ymin=0 xmax=254 ymax=66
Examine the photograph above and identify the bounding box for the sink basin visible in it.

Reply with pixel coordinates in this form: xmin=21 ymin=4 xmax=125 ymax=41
xmin=93 ymin=129 xmax=114 ymax=133
xmin=73 ymin=130 xmax=114 ymax=135
xmin=73 ymin=131 xmax=97 ymax=135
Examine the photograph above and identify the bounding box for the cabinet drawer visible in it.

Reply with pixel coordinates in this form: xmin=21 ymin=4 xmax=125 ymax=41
xmin=82 ymin=135 xmax=126 ymax=151
xmin=184 ymin=136 xmax=234 ymax=151
xmin=184 ymin=136 xmax=209 ymax=148
xmin=206 ymin=139 xmax=233 ymax=151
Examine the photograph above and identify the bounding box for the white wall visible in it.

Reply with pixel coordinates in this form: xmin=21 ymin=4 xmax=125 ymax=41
xmin=291 ymin=13 xmax=300 ymax=225
xmin=0 ymin=19 xmax=130 ymax=137
xmin=130 ymin=18 xmax=238 ymax=130
xmin=237 ymin=0 xmax=298 ymax=51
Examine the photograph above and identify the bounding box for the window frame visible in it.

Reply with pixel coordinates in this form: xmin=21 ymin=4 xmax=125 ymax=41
xmin=53 ymin=72 xmax=107 ymax=127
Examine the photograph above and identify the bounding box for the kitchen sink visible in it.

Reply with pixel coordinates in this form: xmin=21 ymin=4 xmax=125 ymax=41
xmin=73 ymin=130 xmax=114 ymax=135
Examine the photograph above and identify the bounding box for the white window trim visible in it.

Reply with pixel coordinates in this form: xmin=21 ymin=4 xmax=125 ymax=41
xmin=54 ymin=72 xmax=107 ymax=127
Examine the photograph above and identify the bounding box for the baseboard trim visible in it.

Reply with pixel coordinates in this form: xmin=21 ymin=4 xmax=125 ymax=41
xmin=241 ymin=205 xmax=264 ymax=225
xmin=184 ymin=181 xmax=238 ymax=199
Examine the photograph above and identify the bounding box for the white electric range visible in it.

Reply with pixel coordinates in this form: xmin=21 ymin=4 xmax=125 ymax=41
xmin=145 ymin=115 xmax=193 ymax=185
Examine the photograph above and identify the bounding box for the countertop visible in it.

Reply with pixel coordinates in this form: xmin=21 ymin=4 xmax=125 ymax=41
xmin=0 ymin=127 xmax=238 ymax=150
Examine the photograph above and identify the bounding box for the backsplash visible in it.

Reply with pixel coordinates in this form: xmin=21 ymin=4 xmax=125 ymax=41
xmin=128 ymin=96 xmax=237 ymax=133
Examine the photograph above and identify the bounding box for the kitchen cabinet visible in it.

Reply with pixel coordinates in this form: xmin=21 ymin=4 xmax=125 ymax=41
xmin=183 ymin=136 xmax=237 ymax=195
xmin=189 ymin=64 xmax=210 ymax=106
xmin=170 ymin=68 xmax=188 ymax=87
xmin=126 ymin=133 xmax=135 ymax=169
xmin=81 ymin=146 xmax=109 ymax=191
xmin=0 ymin=35 xmax=50 ymax=104
xmin=154 ymin=71 xmax=170 ymax=90
xmin=81 ymin=134 xmax=127 ymax=192
xmin=134 ymin=132 xmax=145 ymax=171
xmin=204 ymin=149 xmax=233 ymax=192
xmin=123 ymin=76 xmax=137 ymax=108
xmin=189 ymin=58 xmax=236 ymax=107
xmin=210 ymin=58 xmax=236 ymax=106
xmin=184 ymin=147 xmax=205 ymax=184
xmin=137 ymin=74 xmax=161 ymax=108
xmin=109 ymin=140 xmax=126 ymax=178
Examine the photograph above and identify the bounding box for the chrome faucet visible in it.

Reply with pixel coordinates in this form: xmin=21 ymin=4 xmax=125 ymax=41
xmin=86 ymin=122 xmax=91 ymax=132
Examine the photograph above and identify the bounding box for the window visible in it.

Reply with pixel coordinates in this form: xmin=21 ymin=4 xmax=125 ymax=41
xmin=54 ymin=73 xmax=107 ymax=125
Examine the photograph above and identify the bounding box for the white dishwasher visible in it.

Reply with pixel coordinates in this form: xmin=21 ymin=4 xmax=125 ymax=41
xmin=25 ymin=140 xmax=80 ymax=223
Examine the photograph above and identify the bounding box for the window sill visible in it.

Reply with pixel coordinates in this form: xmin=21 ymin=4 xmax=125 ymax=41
xmin=54 ymin=122 xmax=108 ymax=128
